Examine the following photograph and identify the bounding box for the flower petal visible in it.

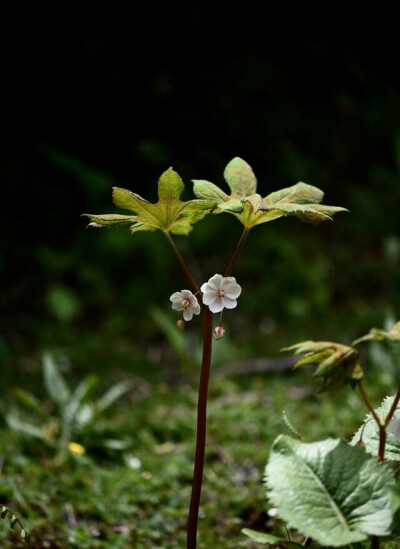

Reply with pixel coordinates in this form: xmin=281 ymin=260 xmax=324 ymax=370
xmin=170 ymin=291 xmax=183 ymax=303
xmin=183 ymin=309 xmax=194 ymax=321
xmin=222 ymin=296 xmax=237 ymax=309
xmin=208 ymin=297 xmax=224 ymax=313
xmin=192 ymin=302 xmax=201 ymax=315
xmin=171 ymin=301 xmax=183 ymax=311
xmin=225 ymin=283 xmax=241 ymax=299
xmin=181 ymin=289 xmax=193 ymax=298
xmin=202 ymin=290 xmax=217 ymax=306
xmin=207 ymin=274 xmax=223 ymax=290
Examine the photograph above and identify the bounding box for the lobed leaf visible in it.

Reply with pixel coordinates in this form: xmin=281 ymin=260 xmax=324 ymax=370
xmin=193 ymin=158 xmax=348 ymax=229
xmin=85 ymin=167 xmax=216 ymax=236
xmin=282 ymin=340 xmax=362 ymax=391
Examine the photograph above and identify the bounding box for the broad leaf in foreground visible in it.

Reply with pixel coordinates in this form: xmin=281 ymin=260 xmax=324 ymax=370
xmin=282 ymin=340 xmax=363 ymax=391
xmin=84 ymin=167 xmax=216 ymax=236
xmin=352 ymin=395 xmax=400 ymax=461
xmin=353 ymin=321 xmax=400 ymax=345
xmin=242 ymin=528 xmax=302 ymax=547
xmin=265 ymin=435 xmax=397 ymax=547
xmin=193 ymin=157 xmax=348 ymax=229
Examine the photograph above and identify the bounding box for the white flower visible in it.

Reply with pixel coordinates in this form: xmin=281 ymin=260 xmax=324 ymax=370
xmin=170 ymin=290 xmax=201 ymax=321
xmin=201 ymin=274 xmax=241 ymax=313
xmin=387 ymin=410 xmax=400 ymax=439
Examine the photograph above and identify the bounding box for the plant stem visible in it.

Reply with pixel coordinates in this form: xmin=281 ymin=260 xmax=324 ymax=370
xmin=187 ymin=307 xmax=213 ymax=549
xmin=165 ymin=232 xmax=201 ymax=294
xmin=358 ymin=381 xmax=382 ymax=427
xmin=371 ymin=535 xmax=380 ymax=549
xmin=224 ymin=227 xmax=249 ymax=277
xmin=383 ymin=388 xmax=400 ymax=427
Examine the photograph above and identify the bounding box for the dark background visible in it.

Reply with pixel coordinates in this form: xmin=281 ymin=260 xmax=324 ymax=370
xmin=2 ymin=8 xmax=400 ymax=381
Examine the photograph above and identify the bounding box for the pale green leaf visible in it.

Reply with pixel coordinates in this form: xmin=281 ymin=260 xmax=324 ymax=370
xmin=352 ymin=395 xmax=400 ymax=461
xmin=264 ymin=182 xmax=324 ymax=206
xmin=353 ymin=321 xmax=400 ymax=345
xmin=266 ymin=435 xmax=397 ymax=547
xmin=192 ymin=180 xmax=229 ymax=202
xmin=6 ymin=415 xmax=49 ymax=441
xmin=96 ymin=380 xmax=132 ymax=415
xmin=43 ymin=354 xmax=70 ymax=407
xmin=223 ymin=157 xmax=257 ymax=198
xmin=242 ymin=528 xmax=302 ymax=547
xmin=82 ymin=213 xmax=137 ymax=227
xmin=87 ymin=167 xmax=216 ymax=236
xmin=283 ymin=341 xmax=362 ymax=391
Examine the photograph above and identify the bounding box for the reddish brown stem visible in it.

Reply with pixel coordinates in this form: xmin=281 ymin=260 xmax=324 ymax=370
xmin=166 ymin=232 xmax=201 ymax=294
xmin=384 ymin=388 xmax=400 ymax=427
xmin=187 ymin=307 xmax=213 ymax=549
xmin=224 ymin=228 xmax=249 ymax=277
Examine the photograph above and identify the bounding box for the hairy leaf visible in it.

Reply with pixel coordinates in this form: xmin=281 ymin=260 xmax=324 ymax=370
xmin=193 ymin=158 xmax=348 ymax=229
xmin=265 ymin=435 xmax=397 ymax=547
xmin=282 ymin=340 xmax=363 ymax=391
xmin=352 ymin=395 xmax=400 ymax=461
xmin=353 ymin=321 xmax=400 ymax=345
xmin=84 ymin=167 xmax=216 ymax=236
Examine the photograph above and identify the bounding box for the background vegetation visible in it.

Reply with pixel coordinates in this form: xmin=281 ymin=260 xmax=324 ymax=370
xmin=1 ymin=8 xmax=400 ymax=547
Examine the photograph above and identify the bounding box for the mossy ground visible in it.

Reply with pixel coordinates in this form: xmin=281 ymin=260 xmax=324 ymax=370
xmin=0 ymin=361 xmax=393 ymax=548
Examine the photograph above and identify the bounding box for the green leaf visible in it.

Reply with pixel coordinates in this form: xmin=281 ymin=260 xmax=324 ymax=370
xmin=96 ymin=380 xmax=133 ymax=415
xmin=83 ymin=213 xmax=138 ymax=227
xmin=242 ymin=528 xmax=302 ymax=547
xmin=264 ymin=181 xmax=324 ymax=206
xmin=43 ymin=353 xmax=70 ymax=408
xmin=223 ymin=157 xmax=257 ymax=198
xmin=85 ymin=167 xmax=216 ymax=236
xmin=352 ymin=395 xmax=400 ymax=461
xmin=63 ymin=375 xmax=99 ymax=429
xmin=193 ymin=159 xmax=348 ymax=229
xmin=282 ymin=340 xmax=363 ymax=391
xmin=353 ymin=321 xmax=400 ymax=345
xmin=6 ymin=414 xmax=49 ymax=441
xmin=191 ymin=180 xmax=229 ymax=202
xmin=265 ymin=435 xmax=397 ymax=547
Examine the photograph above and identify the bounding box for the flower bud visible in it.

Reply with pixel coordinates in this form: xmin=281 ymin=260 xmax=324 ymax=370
xmin=177 ymin=318 xmax=185 ymax=330
xmin=214 ymin=325 xmax=225 ymax=340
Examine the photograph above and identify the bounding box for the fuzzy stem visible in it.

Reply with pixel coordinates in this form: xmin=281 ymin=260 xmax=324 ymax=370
xmin=165 ymin=232 xmax=201 ymax=294
xmin=224 ymin=227 xmax=249 ymax=277
xmin=187 ymin=307 xmax=213 ymax=549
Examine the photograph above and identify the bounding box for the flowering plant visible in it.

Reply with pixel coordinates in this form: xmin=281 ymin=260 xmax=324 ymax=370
xmin=84 ymin=157 xmax=348 ymax=548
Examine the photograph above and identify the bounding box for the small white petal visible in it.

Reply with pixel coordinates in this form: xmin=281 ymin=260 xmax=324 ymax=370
xmin=208 ymin=297 xmax=224 ymax=313
xmin=207 ymin=274 xmax=223 ymax=289
xmin=183 ymin=309 xmax=194 ymax=321
xmin=171 ymin=301 xmax=183 ymax=311
xmin=222 ymin=296 xmax=237 ymax=309
xmin=202 ymin=291 xmax=217 ymax=306
xmin=170 ymin=292 xmax=183 ymax=303
xmin=181 ymin=290 xmax=193 ymax=298
xmin=192 ymin=302 xmax=201 ymax=315
xmin=225 ymin=283 xmax=241 ymax=299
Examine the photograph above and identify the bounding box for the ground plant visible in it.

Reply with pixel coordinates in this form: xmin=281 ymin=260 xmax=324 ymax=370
xmin=84 ymin=157 xmax=349 ymax=548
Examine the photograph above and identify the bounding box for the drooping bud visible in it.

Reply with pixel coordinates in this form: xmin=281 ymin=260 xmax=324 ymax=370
xmin=214 ymin=325 xmax=225 ymax=340
xmin=177 ymin=318 xmax=185 ymax=330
